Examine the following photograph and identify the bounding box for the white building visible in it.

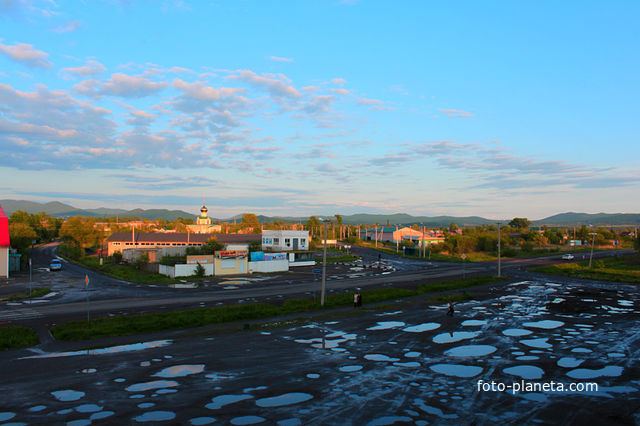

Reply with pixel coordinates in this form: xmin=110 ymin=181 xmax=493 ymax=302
xmin=262 ymin=230 xmax=309 ymax=251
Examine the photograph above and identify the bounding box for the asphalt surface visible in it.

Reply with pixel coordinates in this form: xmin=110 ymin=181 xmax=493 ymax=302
xmin=0 ymin=275 xmax=638 ymax=425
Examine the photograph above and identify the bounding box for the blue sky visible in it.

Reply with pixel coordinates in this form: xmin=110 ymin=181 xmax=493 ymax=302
xmin=1 ymin=0 xmax=638 ymax=220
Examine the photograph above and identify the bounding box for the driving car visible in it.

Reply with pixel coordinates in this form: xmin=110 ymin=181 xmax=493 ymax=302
xmin=561 ymin=254 xmax=575 ymax=260
xmin=49 ymin=259 xmax=62 ymax=271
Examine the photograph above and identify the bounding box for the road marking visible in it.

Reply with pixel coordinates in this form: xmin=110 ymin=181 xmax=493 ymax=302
xmin=0 ymin=307 xmax=44 ymax=321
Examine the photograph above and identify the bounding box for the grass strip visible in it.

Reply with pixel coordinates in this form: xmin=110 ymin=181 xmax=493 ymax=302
xmin=51 ymin=275 xmax=506 ymax=341
xmin=69 ymin=256 xmax=179 ymax=284
xmin=531 ymin=254 xmax=640 ymax=283
xmin=2 ymin=287 xmax=51 ymax=302
xmin=0 ymin=325 xmax=40 ymax=351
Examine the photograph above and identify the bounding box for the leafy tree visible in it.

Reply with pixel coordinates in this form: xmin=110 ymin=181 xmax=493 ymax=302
xmin=249 ymin=241 xmax=262 ymax=252
xmin=8 ymin=222 xmax=37 ymax=252
xmin=449 ymin=222 xmax=459 ymax=232
xmin=134 ymin=253 xmax=149 ymax=270
xmin=59 ymin=217 xmax=99 ymax=256
xmin=306 ymin=216 xmax=320 ymax=237
xmin=509 ymin=217 xmax=531 ymax=230
xmin=112 ymin=251 xmax=123 ymax=264
xmin=241 ymin=213 xmax=260 ymax=229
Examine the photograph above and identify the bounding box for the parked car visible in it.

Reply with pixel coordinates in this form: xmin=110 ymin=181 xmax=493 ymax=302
xmin=561 ymin=254 xmax=575 ymax=260
xmin=50 ymin=259 xmax=62 ymax=271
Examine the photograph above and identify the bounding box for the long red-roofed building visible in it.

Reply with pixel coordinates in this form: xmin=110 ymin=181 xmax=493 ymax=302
xmin=105 ymin=232 xmax=260 ymax=257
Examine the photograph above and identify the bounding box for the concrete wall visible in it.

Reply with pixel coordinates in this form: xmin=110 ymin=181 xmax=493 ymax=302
xmin=0 ymin=247 xmax=8 ymax=278
xmin=158 ymin=263 xmax=214 ymax=278
xmin=248 ymin=259 xmax=289 ymax=273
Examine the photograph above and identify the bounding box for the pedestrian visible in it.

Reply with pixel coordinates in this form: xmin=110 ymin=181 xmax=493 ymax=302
xmin=354 ymin=292 xmax=358 ymax=308
xmin=378 ymin=253 xmax=381 ymax=262
xmin=447 ymin=300 xmax=454 ymax=316
xmin=357 ymin=292 xmax=363 ymax=307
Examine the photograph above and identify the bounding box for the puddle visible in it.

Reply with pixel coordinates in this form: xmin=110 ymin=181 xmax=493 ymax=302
xmin=503 ymin=365 xmax=544 ymax=379
xmin=394 ymin=361 xmax=420 ymax=367
xmin=376 ymin=311 xmax=402 ymax=316
xmin=138 ymin=403 xmax=155 ymax=409
xmin=153 ymin=364 xmax=205 ymax=378
xmin=557 ymin=357 xmax=584 ymax=368
xmin=430 ymin=364 xmax=483 ymax=378
xmin=29 ymin=405 xmax=46 ymax=412
xmin=190 ymin=417 xmax=217 ymax=425
xmin=51 ymin=390 xmax=85 ymax=402
xmin=81 ymin=368 xmax=96 ymax=374
xmin=364 ymin=354 xmax=400 ymax=362
xmin=125 ymin=380 xmax=178 ymax=392
xmin=206 ymin=394 xmax=253 ymax=410
xmin=367 ymin=416 xmax=413 ymax=426
xmin=523 ymin=320 xmax=564 ymax=329
xmin=516 ymin=356 xmax=539 ymax=361
xmin=404 ymin=352 xmax=420 ymax=358
xmin=520 ymin=338 xmax=552 ymax=349
xmin=155 ymin=388 xmax=178 ymax=395
xmin=444 ymin=345 xmax=497 ymax=357
xmin=91 ymin=411 xmax=115 ymax=421
xmin=502 ymin=329 xmax=533 ymax=337
xmin=21 ymin=340 xmax=172 ymax=359
xmin=0 ymin=413 xmax=15 ymax=422
xmin=367 ymin=321 xmax=405 ymax=331
xmin=571 ymin=348 xmax=592 ymax=353
xmin=608 ymin=353 xmax=625 ymax=358
xmin=306 ymin=373 xmax=320 ymax=379
xmin=255 ymin=392 xmax=313 ymax=407
xmin=134 ymin=411 xmax=176 ymax=422
xmin=433 ymin=331 xmax=479 ymax=344
xmin=402 ymin=323 xmax=440 ymax=333
xmin=75 ymin=404 xmax=103 ymax=413
xmin=567 ymin=366 xmax=624 ymax=379
xmin=339 ymin=365 xmax=363 ymax=372
xmin=461 ymin=320 xmax=487 ymax=327
xmin=230 ymin=416 xmax=265 ymax=425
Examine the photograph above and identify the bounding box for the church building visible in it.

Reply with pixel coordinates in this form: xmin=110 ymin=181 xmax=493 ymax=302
xmin=186 ymin=200 xmax=222 ymax=234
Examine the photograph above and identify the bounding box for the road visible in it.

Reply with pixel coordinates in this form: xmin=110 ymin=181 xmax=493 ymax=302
xmin=1 ymin=244 xmax=634 ymax=325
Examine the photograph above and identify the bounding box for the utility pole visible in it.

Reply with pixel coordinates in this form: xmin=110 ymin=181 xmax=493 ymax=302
xmin=588 ymin=232 xmax=597 ymax=268
xmin=320 ymin=218 xmax=329 ymax=306
xmin=497 ymin=222 xmax=502 ymax=277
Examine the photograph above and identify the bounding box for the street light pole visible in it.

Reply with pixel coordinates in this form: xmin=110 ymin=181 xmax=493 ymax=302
xmin=320 ymin=218 xmax=329 ymax=306
xmin=588 ymin=232 xmax=597 ymax=268
xmin=496 ymin=222 xmax=501 ymax=277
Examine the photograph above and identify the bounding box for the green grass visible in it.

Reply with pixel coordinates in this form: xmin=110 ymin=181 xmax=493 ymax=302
xmin=2 ymin=287 xmax=51 ymax=302
xmin=51 ymin=275 xmax=507 ymax=341
xmin=315 ymin=254 xmax=360 ymax=263
xmin=71 ymin=256 xmax=179 ymax=284
xmin=0 ymin=326 xmax=39 ymax=351
xmin=532 ymin=254 xmax=640 ymax=283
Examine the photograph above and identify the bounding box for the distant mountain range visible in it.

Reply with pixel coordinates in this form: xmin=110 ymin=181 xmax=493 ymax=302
xmin=1 ymin=199 xmax=639 ymax=226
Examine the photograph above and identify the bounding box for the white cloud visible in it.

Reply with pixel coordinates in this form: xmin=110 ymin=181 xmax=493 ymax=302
xmin=227 ymin=70 xmax=301 ymax=99
xmin=439 ymin=108 xmax=473 ymax=118
xmin=269 ymin=56 xmax=293 ymax=63
xmin=54 ymin=20 xmax=81 ymax=33
xmin=62 ymin=60 xmax=106 ymax=78
xmin=0 ymin=40 xmax=52 ymax=68
xmin=74 ymin=73 xmax=168 ymax=98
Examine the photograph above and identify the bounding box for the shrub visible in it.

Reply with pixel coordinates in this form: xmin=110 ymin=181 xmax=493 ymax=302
xmin=195 ymin=262 xmax=205 ymax=277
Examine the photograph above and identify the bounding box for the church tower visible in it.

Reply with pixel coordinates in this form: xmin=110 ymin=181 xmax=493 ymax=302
xmin=196 ymin=198 xmax=212 ymax=226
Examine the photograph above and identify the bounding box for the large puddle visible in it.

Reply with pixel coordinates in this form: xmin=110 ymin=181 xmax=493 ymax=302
xmin=153 ymin=365 xmax=205 ymax=378
xmin=432 ymin=331 xmax=479 ymax=344
xmin=444 ymin=345 xmax=497 ymax=357
xmin=402 ymin=323 xmax=440 ymax=333
xmin=255 ymin=392 xmax=313 ymax=407
xmin=22 ymin=340 xmax=172 ymax=359
xmin=125 ymin=380 xmax=178 ymax=392
xmin=503 ymin=365 xmax=545 ymax=380
xmin=430 ymin=364 xmax=483 ymax=378
xmin=366 ymin=321 xmax=405 ymax=331
xmin=567 ymin=366 xmax=624 ymax=379
xmin=51 ymin=390 xmax=85 ymax=402
xmin=206 ymin=395 xmax=253 ymax=410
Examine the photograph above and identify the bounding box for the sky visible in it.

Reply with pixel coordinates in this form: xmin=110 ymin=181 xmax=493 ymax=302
xmin=0 ymin=0 xmax=639 ymax=220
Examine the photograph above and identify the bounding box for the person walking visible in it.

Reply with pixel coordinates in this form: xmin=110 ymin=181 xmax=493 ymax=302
xmin=447 ymin=300 xmax=454 ymax=316
xmin=354 ymin=292 xmax=359 ymax=308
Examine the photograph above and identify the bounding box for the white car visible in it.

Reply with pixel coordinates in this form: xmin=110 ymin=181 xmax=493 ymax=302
xmin=50 ymin=259 xmax=62 ymax=271
xmin=561 ymin=254 xmax=575 ymax=260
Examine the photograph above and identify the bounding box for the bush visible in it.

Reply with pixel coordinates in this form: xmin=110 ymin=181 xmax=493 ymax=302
xmin=195 ymin=262 xmax=205 ymax=278
xmin=112 ymin=251 xmax=123 ymax=264
xmin=0 ymin=325 xmax=39 ymax=350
